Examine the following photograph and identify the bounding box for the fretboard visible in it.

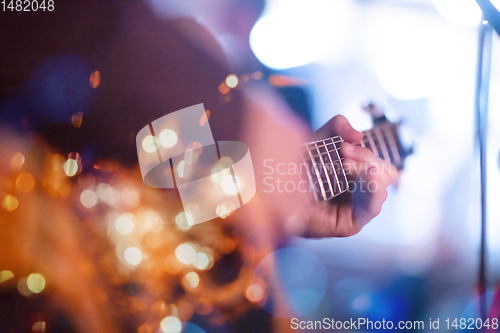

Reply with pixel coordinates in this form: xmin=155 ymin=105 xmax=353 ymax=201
xmin=304 ymin=122 xmax=407 ymax=202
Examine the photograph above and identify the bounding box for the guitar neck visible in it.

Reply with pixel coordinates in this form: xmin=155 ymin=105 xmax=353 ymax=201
xmin=304 ymin=121 xmax=408 ymax=202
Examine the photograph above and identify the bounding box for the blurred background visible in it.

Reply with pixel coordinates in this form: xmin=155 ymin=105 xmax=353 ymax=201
xmin=2 ymin=0 xmax=500 ymax=332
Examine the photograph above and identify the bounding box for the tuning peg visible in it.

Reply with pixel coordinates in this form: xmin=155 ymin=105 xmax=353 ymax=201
xmin=361 ymin=102 xmax=387 ymax=124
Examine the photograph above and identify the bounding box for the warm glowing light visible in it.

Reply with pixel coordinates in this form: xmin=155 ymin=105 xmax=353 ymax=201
xmin=226 ymin=74 xmax=239 ymax=88
xmin=218 ymin=82 xmax=230 ymax=94
xmin=96 ymin=183 xmax=120 ymax=205
xmin=0 ymin=270 xmax=14 ymax=283
xmin=221 ymin=175 xmax=240 ymax=195
xmin=32 ymin=321 xmax=46 ymax=333
xmin=89 ymin=70 xmax=101 ymax=88
xmin=175 ymin=243 xmax=197 ymax=265
xmin=64 ymin=159 xmax=79 ymax=177
xmin=200 ymin=110 xmax=211 ymax=126
xmin=175 ymin=212 xmax=194 ymax=230
xmin=115 ymin=214 xmax=135 ymax=235
xmin=141 ymin=211 xmax=163 ymax=230
xmin=3 ymin=195 xmax=19 ymax=212
xmin=10 ymin=152 xmax=25 ymax=170
xmin=80 ymin=189 xmax=98 ymax=208
xmin=184 ymin=142 xmax=202 ymax=165
xmin=27 ymin=273 xmax=46 ymax=294
xmin=142 ymin=135 xmax=159 ymax=153
xmin=194 ymin=252 xmax=209 ymax=270
xmin=124 ymin=247 xmax=142 ymax=265
xmin=216 ymin=201 xmax=237 ymax=219
xmin=183 ymin=272 xmax=200 ymax=288
xmin=159 ymin=129 xmax=178 ymax=148
xmin=246 ymin=284 xmax=264 ymax=302
xmin=71 ymin=111 xmax=83 ymax=128
xmin=177 ymin=160 xmax=186 ymax=178
xmin=17 ymin=277 xmax=32 ymax=297
xmin=251 ymin=71 xmax=263 ymax=80
xmin=16 ymin=172 xmax=35 ymax=193
xmin=160 ymin=316 xmax=182 ymax=333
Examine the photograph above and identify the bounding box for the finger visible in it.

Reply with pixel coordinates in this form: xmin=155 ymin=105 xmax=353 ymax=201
xmin=318 ymin=115 xmax=363 ymax=144
xmin=350 ymin=157 xmax=395 ymax=228
xmin=340 ymin=142 xmax=373 ymax=163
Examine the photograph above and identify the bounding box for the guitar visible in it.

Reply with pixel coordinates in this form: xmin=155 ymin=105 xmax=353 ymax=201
xmin=304 ymin=103 xmax=413 ymax=203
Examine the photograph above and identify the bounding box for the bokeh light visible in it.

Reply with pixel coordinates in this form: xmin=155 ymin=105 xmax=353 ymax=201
xmin=124 ymin=247 xmax=142 ymax=265
xmin=160 ymin=316 xmax=182 ymax=333
xmin=175 ymin=243 xmax=197 ymax=265
xmin=80 ymin=189 xmax=98 ymax=208
xmin=194 ymin=252 xmax=209 ymax=270
xmin=17 ymin=277 xmax=32 ymax=297
xmin=0 ymin=270 xmax=14 ymax=283
xmin=27 ymin=273 xmax=46 ymax=294
xmin=115 ymin=214 xmax=135 ymax=235
xmin=159 ymin=129 xmax=178 ymax=148
xmin=16 ymin=172 xmax=35 ymax=192
xmin=3 ymin=195 xmax=19 ymax=212
xmin=433 ymin=0 xmax=482 ymax=26
xmin=64 ymin=158 xmax=79 ymax=177
xmin=225 ymin=74 xmax=239 ymax=88
xmin=252 ymin=247 xmax=328 ymax=317
xmin=142 ymin=135 xmax=159 ymax=153
xmin=89 ymin=70 xmax=101 ymax=88
xmin=10 ymin=152 xmax=25 ymax=170
xmin=175 ymin=212 xmax=194 ymax=230
xmin=182 ymin=272 xmax=200 ymax=288
xmin=71 ymin=111 xmax=83 ymax=128
xmin=246 ymin=284 xmax=265 ymax=302
xmin=216 ymin=201 xmax=237 ymax=219
xmin=199 ymin=110 xmax=210 ymax=126
xmin=32 ymin=321 xmax=46 ymax=333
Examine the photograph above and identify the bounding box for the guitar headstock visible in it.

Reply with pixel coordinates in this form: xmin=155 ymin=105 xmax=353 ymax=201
xmin=360 ymin=102 xmax=413 ymax=171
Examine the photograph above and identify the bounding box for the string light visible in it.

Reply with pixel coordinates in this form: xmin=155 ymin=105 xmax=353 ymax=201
xmin=225 ymin=74 xmax=239 ymax=88
xmin=124 ymin=247 xmax=142 ymax=265
xmin=16 ymin=172 xmax=35 ymax=193
xmin=159 ymin=129 xmax=178 ymax=148
xmin=182 ymin=272 xmax=200 ymax=288
xmin=115 ymin=214 xmax=135 ymax=235
xmin=71 ymin=111 xmax=83 ymax=128
xmin=142 ymin=135 xmax=159 ymax=153
xmin=27 ymin=273 xmax=46 ymax=294
xmin=0 ymin=270 xmax=14 ymax=283
xmin=175 ymin=243 xmax=197 ymax=265
xmin=10 ymin=152 xmax=25 ymax=170
xmin=160 ymin=316 xmax=182 ymax=333
xmin=3 ymin=195 xmax=19 ymax=212
xmin=80 ymin=189 xmax=98 ymax=208
xmin=89 ymin=70 xmax=101 ymax=88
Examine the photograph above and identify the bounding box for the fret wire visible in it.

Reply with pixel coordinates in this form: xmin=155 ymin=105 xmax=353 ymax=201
xmin=385 ymin=125 xmax=401 ymax=165
xmin=304 ymin=136 xmax=343 ymax=146
xmin=301 ymin=153 xmax=321 ymax=202
xmin=332 ymin=137 xmax=348 ymax=193
xmin=365 ymin=131 xmax=378 ymax=156
xmin=315 ymin=142 xmax=335 ymax=199
xmin=309 ymin=146 xmax=341 ymax=157
xmin=323 ymin=139 xmax=341 ymax=195
xmin=307 ymin=146 xmax=327 ymax=200
xmin=374 ymin=127 xmax=390 ymax=162
xmin=310 ymin=140 xmax=343 ymax=150
xmin=360 ymin=139 xmax=366 ymax=148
